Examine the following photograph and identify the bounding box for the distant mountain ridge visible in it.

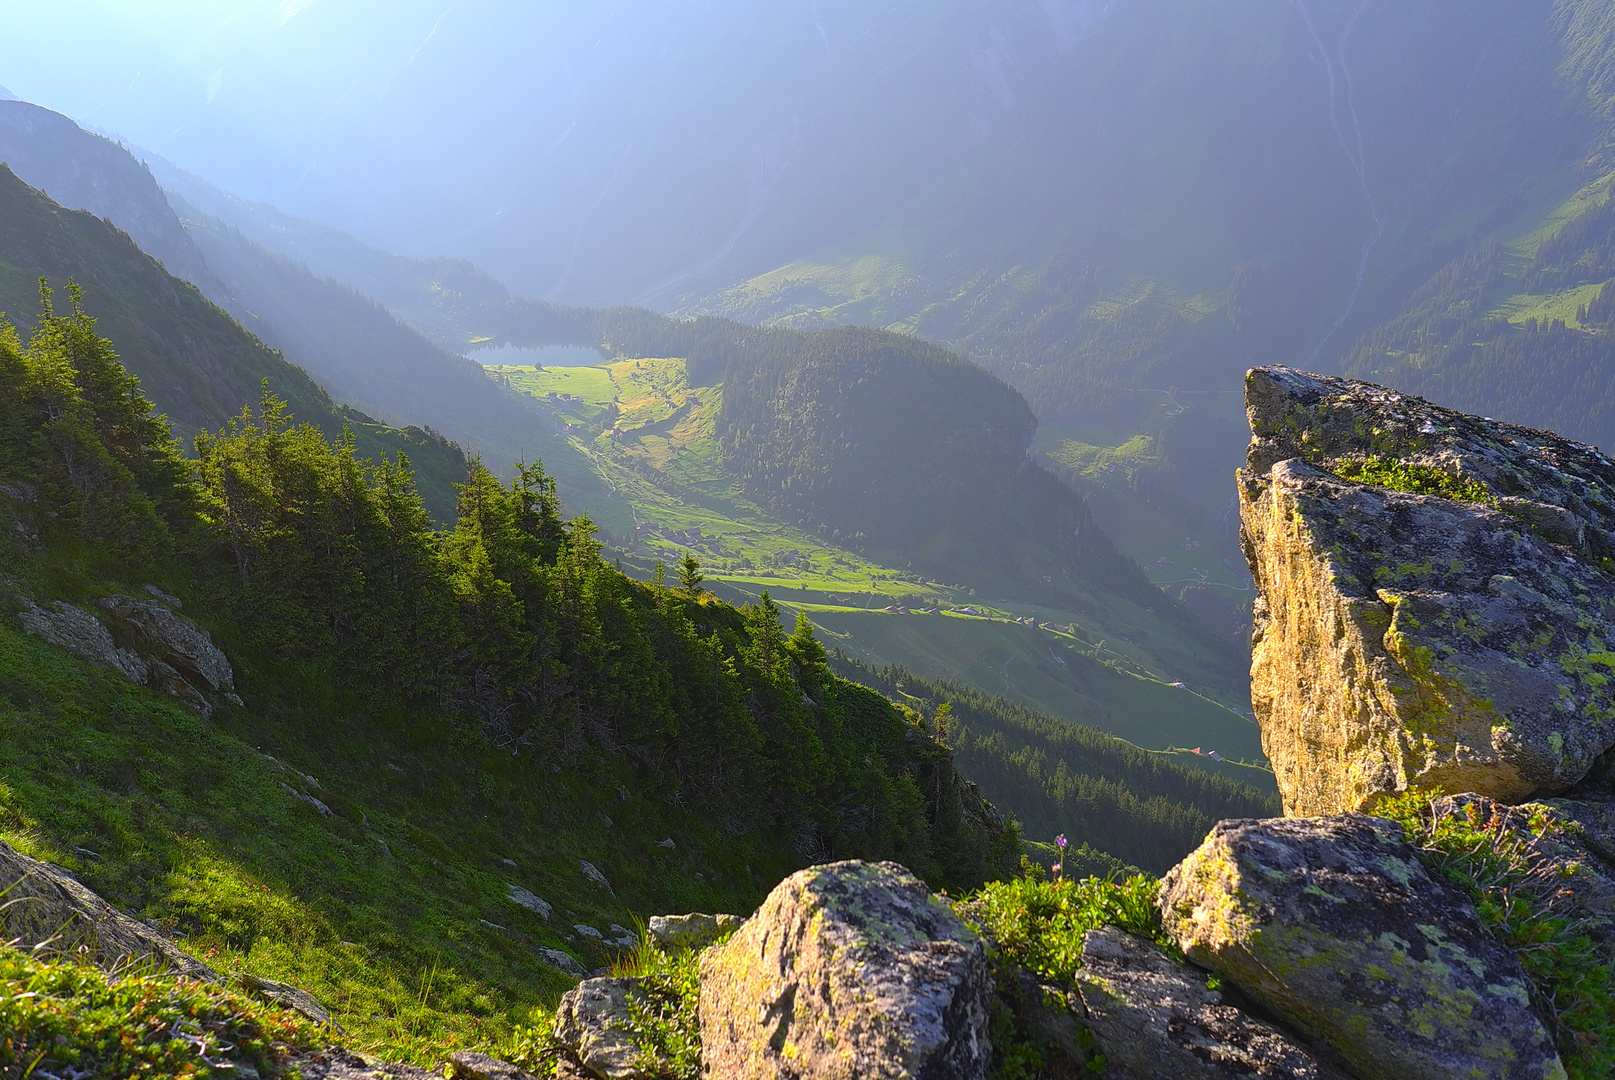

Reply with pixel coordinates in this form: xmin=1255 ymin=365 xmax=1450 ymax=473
xmin=0 ymin=122 xmax=468 ymax=519
xmin=0 ymin=101 xmax=579 ymax=509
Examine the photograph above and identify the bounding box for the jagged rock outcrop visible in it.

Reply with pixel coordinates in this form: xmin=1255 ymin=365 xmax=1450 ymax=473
xmin=17 ymin=590 xmax=238 ymax=715
xmin=1159 ymin=815 xmax=1564 ymax=1080
xmin=19 ymin=599 xmax=150 ymax=683
xmin=1240 ymin=366 xmax=1615 ymax=815
xmin=1076 ymin=925 xmax=1348 ymax=1079
xmin=98 ymin=592 xmax=235 ymax=693
xmin=698 ymin=860 xmax=992 ymax=1080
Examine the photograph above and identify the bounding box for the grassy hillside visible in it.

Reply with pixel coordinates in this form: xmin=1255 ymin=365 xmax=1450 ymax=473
xmin=477 ymin=355 xmax=1256 ymax=755
xmin=0 ymin=289 xmax=1028 ymax=1062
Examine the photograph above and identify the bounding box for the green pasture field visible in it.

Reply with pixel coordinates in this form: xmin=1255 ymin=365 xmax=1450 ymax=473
xmin=481 ymin=356 xmax=1261 ymax=761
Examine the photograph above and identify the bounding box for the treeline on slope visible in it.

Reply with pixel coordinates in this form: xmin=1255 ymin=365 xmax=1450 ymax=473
xmin=0 ymin=285 xmax=1017 ymax=893
xmin=170 ymin=194 xmax=564 ymax=485
xmin=0 ymin=164 xmax=467 ymax=522
xmin=831 ymin=655 xmax=1278 ymax=876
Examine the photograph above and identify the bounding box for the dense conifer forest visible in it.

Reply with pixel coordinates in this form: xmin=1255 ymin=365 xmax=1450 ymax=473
xmin=0 ymin=283 xmax=1016 ymax=891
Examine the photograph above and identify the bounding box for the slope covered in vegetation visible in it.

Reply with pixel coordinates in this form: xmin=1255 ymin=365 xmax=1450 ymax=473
xmin=0 ymin=287 xmax=1018 ymax=1060
xmin=834 ymin=658 xmax=1277 ymax=875
xmin=0 ymin=163 xmax=467 ymax=520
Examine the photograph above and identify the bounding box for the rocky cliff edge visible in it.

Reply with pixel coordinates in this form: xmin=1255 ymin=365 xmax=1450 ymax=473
xmin=1240 ymin=366 xmax=1615 ymax=815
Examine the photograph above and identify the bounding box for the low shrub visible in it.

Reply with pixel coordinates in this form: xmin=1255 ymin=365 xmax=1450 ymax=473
xmin=0 ymin=947 xmax=315 ymax=1079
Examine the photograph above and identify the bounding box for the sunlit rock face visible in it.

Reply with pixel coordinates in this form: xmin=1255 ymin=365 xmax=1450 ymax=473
xmin=698 ymin=860 xmax=991 ymax=1080
xmin=1239 ymin=366 xmax=1615 ymax=816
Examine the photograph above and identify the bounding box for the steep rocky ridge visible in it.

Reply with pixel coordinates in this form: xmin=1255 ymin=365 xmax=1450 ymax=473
xmin=0 ymin=99 xmax=212 ymax=285
xmin=0 ymin=102 xmax=549 ymax=503
xmin=1240 ymin=365 xmax=1615 ymax=815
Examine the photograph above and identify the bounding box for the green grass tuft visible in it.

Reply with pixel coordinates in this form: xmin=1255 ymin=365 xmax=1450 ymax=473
xmin=1376 ymin=791 xmax=1615 ymax=1078
xmin=1332 ymin=455 xmax=1496 ymax=505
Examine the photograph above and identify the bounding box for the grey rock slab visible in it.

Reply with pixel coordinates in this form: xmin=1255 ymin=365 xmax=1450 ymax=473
xmin=99 ymin=593 xmax=234 ymax=691
xmin=507 ymin=883 xmax=552 ymax=918
xmin=446 ymin=1050 xmax=538 ymax=1080
xmin=1240 ymin=366 xmax=1615 ymax=814
xmin=539 ymin=946 xmax=587 ymax=976
xmin=699 ymin=859 xmax=991 ymax=1080
xmin=0 ymin=836 xmax=215 ymax=980
xmin=1159 ymin=815 xmax=1564 ymax=1080
xmin=552 ymin=976 xmax=645 ymax=1080
xmin=290 ymin=1049 xmax=438 ymax=1079
xmin=237 ymin=970 xmax=342 ymax=1031
xmin=580 ymin=859 xmax=613 ymax=892
xmin=646 ymin=911 xmax=742 ymax=952
xmin=19 ymin=600 xmax=147 ymax=683
xmin=1076 ymin=926 xmax=1348 ymax=1079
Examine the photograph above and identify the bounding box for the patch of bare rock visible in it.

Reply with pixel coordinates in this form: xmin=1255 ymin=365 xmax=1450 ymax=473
xmin=17 ymin=586 xmax=240 ymax=715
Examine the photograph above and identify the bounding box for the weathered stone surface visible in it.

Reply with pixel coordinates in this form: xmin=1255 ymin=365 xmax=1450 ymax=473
xmin=507 ymin=883 xmax=552 ymax=918
xmin=552 ymin=976 xmax=645 ymax=1080
xmin=19 ymin=599 xmax=147 ymax=683
xmin=446 ymin=1049 xmax=538 ymax=1080
xmin=289 ymin=1048 xmax=438 ymax=1079
xmin=646 ymin=911 xmax=742 ymax=952
xmin=98 ymin=593 xmax=234 ymax=692
xmin=1241 ymin=366 xmax=1615 ymax=814
xmin=538 ymin=946 xmax=587 ymax=976
xmin=16 ymin=593 xmax=237 ymax=715
xmin=0 ymin=836 xmax=214 ymax=980
xmin=1159 ymin=815 xmax=1564 ymax=1080
xmin=699 ymin=859 xmax=991 ymax=1080
xmin=1076 ymin=926 xmax=1347 ymax=1079
xmin=237 ymin=970 xmax=342 ymax=1030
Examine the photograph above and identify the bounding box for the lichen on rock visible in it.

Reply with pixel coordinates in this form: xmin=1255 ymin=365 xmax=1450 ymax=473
xmin=1159 ymin=815 xmax=1565 ymax=1080
xmin=1240 ymin=366 xmax=1615 ymax=815
xmin=1076 ymin=925 xmax=1348 ymax=1079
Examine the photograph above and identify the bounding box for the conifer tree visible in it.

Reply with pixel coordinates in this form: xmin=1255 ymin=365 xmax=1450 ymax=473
xmin=678 ymin=551 xmax=705 ymax=594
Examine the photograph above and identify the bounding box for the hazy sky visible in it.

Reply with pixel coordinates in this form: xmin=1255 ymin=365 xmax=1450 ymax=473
xmin=0 ymin=2 xmax=680 ymax=259
xmin=0 ymin=1 xmax=1135 ymax=300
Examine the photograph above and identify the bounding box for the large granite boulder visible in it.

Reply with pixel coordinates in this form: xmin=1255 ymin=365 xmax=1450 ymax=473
xmin=1076 ymin=926 xmax=1349 ymax=1079
xmin=1240 ymin=366 xmax=1615 ymax=815
xmin=699 ymin=860 xmax=992 ymax=1080
xmin=1159 ymin=815 xmax=1564 ymax=1080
